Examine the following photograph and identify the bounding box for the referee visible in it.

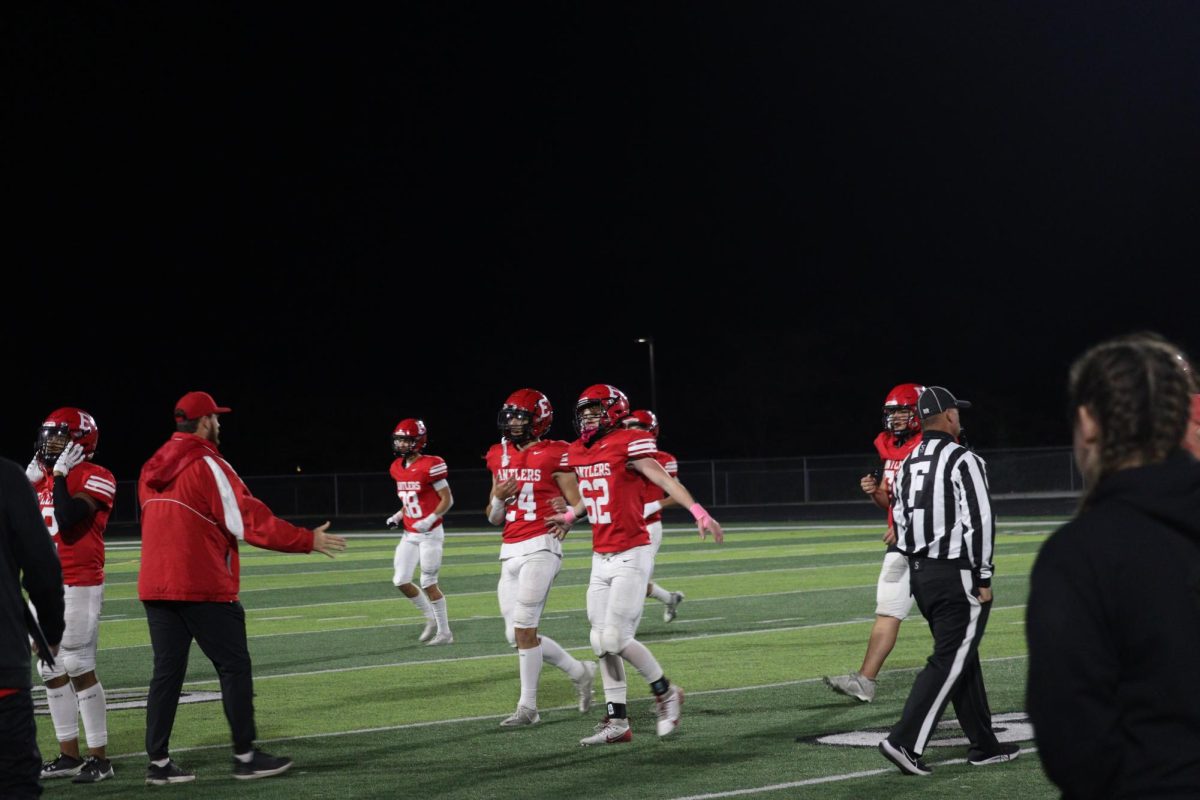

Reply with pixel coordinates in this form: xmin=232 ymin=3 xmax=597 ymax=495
xmin=878 ymin=386 xmax=1018 ymax=776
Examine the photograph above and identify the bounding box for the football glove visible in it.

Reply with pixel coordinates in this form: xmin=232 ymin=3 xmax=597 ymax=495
xmin=53 ymin=443 xmax=86 ymax=477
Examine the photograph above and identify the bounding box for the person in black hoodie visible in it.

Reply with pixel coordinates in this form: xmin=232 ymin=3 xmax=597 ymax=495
xmin=1027 ymin=333 xmax=1200 ymax=799
xmin=1 ymin=457 xmax=66 ymax=799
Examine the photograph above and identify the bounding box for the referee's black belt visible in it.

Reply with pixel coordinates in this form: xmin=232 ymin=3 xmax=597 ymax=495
xmin=906 ymin=555 xmax=971 ymax=572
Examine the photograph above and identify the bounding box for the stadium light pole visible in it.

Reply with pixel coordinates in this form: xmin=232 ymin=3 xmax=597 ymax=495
xmin=637 ymin=337 xmax=657 ymax=412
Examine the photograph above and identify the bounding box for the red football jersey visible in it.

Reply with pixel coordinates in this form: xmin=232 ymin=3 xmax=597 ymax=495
xmin=639 ymin=450 xmax=678 ymax=524
xmin=35 ymin=462 xmax=116 ymax=586
xmin=389 ymin=454 xmax=449 ymax=532
xmin=567 ymin=427 xmax=658 ymax=553
xmin=873 ymin=431 xmax=923 ymax=533
xmin=486 ymin=439 xmax=572 ymax=544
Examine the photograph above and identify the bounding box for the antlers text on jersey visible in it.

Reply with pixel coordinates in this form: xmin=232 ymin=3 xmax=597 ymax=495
xmin=575 ymin=463 xmax=612 ymax=478
xmin=496 ymin=468 xmax=542 ymax=483
xmin=396 ymin=481 xmax=423 ymax=491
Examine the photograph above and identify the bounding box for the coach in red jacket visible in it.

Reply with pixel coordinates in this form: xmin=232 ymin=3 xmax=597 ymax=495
xmin=137 ymin=391 xmax=346 ymax=784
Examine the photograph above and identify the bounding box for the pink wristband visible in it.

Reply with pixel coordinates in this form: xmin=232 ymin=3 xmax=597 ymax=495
xmin=563 ymin=506 xmax=578 ymax=525
xmin=689 ymin=503 xmax=709 ymax=521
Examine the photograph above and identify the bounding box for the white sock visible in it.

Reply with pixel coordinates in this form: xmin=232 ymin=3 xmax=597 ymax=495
xmin=152 ymin=758 xmax=170 ymax=768
xmin=46 ymin=683 xmax=79 ymax=743
xmin=599 ymin=653 xmax=627 ymax=704
xmin=517 ymin=645 xmax=542 ymax=709
xmin=76 ymin=683 xmax=108 ymax=749
xmin=539 ymin=635 xmax=584 ymax=680
xmin=620 ymin=639 xmax=665 ymax=684
xmin=649 ymin=583 xmax=673 ymax=604
xmin=430 ymin=597 xmax=449 ymax=634
xmin=407 ymin=588 xmax=434 ymax=618
xmin=234 ymin=751 xmax=254 ymax=763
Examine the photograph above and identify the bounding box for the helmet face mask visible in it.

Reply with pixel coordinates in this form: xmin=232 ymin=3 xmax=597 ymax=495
xmin=497 ymin=389 xmax=553 ymax=444
xmin=881 ymin=384 xmax=924 ymax=439
xmin=392 ymin=418 xmax=428 ymax=459
xmin=574 ymin=384 xmax=630 ymax=441
xmin=37 ymin=408 xmax=99 ymax=467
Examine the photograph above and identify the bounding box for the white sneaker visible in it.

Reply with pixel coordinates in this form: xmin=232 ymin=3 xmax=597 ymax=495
xmin=418 ymin=618 xmax=437 ymax=643
xmin=663 ymin=592 xmax=685 ymax=622
xmin=655 ymin=685 xmax=684 ymax=737
xmin=823 ymin=671 xmax=876 ymax=703
xmin=573 ymin=661 xmax=597 ymax=713
xmin=579 ymin=717 xmax=632 ymax=746
xmin=425 ymin=631 xmax=454 ymax=646
xmin=499 ymin=705 xmax=540 ymax=727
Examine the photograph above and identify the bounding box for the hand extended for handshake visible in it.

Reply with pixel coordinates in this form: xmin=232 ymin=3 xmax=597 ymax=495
xmin=311 ymin=522 xmax=347 ymax=558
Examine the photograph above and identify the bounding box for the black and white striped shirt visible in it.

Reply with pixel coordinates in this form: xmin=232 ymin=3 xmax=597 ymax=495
xmin=891 ymin=430 xmax=995 ymax=586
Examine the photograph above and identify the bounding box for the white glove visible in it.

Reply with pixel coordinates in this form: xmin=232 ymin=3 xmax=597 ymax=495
xmin=643 ymin=500 xmax=662 ymax=518
xmin=414 ymin=514 xmax=438 ymax=533
xmin=386 ymin=512 xmax=404 ymax=529
xmin=53 ymin=443 xmax=86 ymax=477
xmin=25 ymin=456 xmax=44 ymax=485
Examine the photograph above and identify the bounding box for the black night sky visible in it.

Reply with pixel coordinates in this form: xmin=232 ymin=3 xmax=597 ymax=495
xmin=7 ymin=3 xmax=1199 ymax=483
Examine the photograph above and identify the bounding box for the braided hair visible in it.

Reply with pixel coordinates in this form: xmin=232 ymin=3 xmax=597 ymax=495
xmin=1068 ymin=332 xmax=1196 ymax=509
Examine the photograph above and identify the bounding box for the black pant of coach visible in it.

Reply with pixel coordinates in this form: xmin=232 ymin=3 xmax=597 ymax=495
xmin=144 ymin=601 xmax=257 ymax=759
xmin=888 ymin=556 xmax=1001 ymax=756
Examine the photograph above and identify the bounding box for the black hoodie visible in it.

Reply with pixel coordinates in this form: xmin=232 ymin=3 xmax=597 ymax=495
xmin=1 ymin=458 xmax=64 ymax=689
xmin=1027 ymin=451 xmax=1200 ymax=799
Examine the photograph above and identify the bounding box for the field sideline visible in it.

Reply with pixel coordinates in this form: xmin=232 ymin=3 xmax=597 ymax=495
xmin=34 ymin=520 xmax=1063 ymax=799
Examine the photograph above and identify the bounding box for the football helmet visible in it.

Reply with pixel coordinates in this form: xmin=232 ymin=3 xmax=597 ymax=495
xmin=622 ymin=409 xmax=659 ymax=437
xmin=392 ymin=418 xmax=428 ymax=458
xmin=882 ymin=384 xmax=924 ymax=438
xmin=37 ymin=408 xmax=99 ymax=467
xmin=497 ymin=388 xmax=553 ymax=443
xmin=574 ymin=384 xmax=630 ymax=440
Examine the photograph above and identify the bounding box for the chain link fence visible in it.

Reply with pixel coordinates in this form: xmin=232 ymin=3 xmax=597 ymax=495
xmin=105 ymin=447 xmax=1080 ymax=526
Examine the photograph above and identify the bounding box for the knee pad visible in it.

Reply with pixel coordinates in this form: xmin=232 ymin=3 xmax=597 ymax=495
xmin=419 ymin=569 xmax=440 ymax=589
xmin=589 ymin=628 xmax=606 ymax=657
xmin=39 ymin=659 xmax=66 ymax=683
xmin=62 ymin=648 xmax=95 ymax=678
xmin=599 ymin=625 xmax=633 ymax=657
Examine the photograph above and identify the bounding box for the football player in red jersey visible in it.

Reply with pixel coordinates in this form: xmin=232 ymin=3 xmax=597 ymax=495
xmin=824 ymin=384 xmax=925 ymax=703
xmin=621 ymin=410 xmax=686 ymax=622
xmin=387 ymin=419 xmax=455 ymax=645
xmin=25 ymin=408 xmax=117 ymax=783
xmin=549 ymin=385 xmax=722 ymax=746
xmin=485 ymin=389 xmax=596 ymax=726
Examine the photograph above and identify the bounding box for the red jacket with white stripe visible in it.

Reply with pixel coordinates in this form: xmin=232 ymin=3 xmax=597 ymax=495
xmin=136 ymin=433 xmax=315 ymax=602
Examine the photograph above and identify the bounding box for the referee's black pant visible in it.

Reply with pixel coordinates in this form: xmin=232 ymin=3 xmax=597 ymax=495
xmin=144 ymin=600 xmax=257 ymax=760
xmin=888 ymin=557 xmax=1000 ymax=757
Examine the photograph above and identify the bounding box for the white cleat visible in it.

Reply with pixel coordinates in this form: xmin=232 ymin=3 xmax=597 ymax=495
xmin=823 ymin=671 xmax=876 ymax=703
xmin=425 ymin=631 xmax=454 ymax=646
xmin=573 ymin=661 xmax=597 ymax=713
xmin=663 ymin=592 xmax=685 ymax=623
xmin=418 ymin=618 xmax=437 ymax=643
xmin=579 ymin=717 xmax=632 ymax=746
xmin=499 ymin=705 xmax=541 ymax=727
xmin=655 ymin=685 xmax=684 ymax=737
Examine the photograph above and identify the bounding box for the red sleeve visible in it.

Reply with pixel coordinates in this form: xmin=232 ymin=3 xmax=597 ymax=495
xmin=67 ymin=463 xmax=116 ymax=509
xmin=624 ymin=433 xmax=658 ymax=462
xmin=199 ymin=456 xmax=314 ymax=554
xmin=427 ymin=457 xmax=449 ymax=483
xmin=549 ymin=442 xmax=572 ymax=473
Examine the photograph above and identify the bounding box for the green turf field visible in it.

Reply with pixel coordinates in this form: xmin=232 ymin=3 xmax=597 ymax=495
xmin=35 ymin=521 xmax=1063 ymax=798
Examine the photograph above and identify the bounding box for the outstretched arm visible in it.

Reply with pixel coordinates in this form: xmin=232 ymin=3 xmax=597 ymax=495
xmin=629 ymin=458 xmax=723 ymax=543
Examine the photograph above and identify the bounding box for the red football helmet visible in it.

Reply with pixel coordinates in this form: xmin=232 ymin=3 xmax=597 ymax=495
xmin=882 ymin=383 xmax=924 ymax=438
xmin=622 ymin=409 xmax=659 ymax=437
xmin=392 ymin=418 xmax=428 ymax=457
xmin=497 ymin=388 xmax=553 ymax=443
xmin=574 ymin=384 xmax=630 ymax=440
xmin=37 ymin=407 xmax=99 ymax=467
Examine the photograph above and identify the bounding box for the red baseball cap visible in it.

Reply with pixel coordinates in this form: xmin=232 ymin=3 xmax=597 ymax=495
xmin=174 ymin=391 xmax=232 ymax=421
